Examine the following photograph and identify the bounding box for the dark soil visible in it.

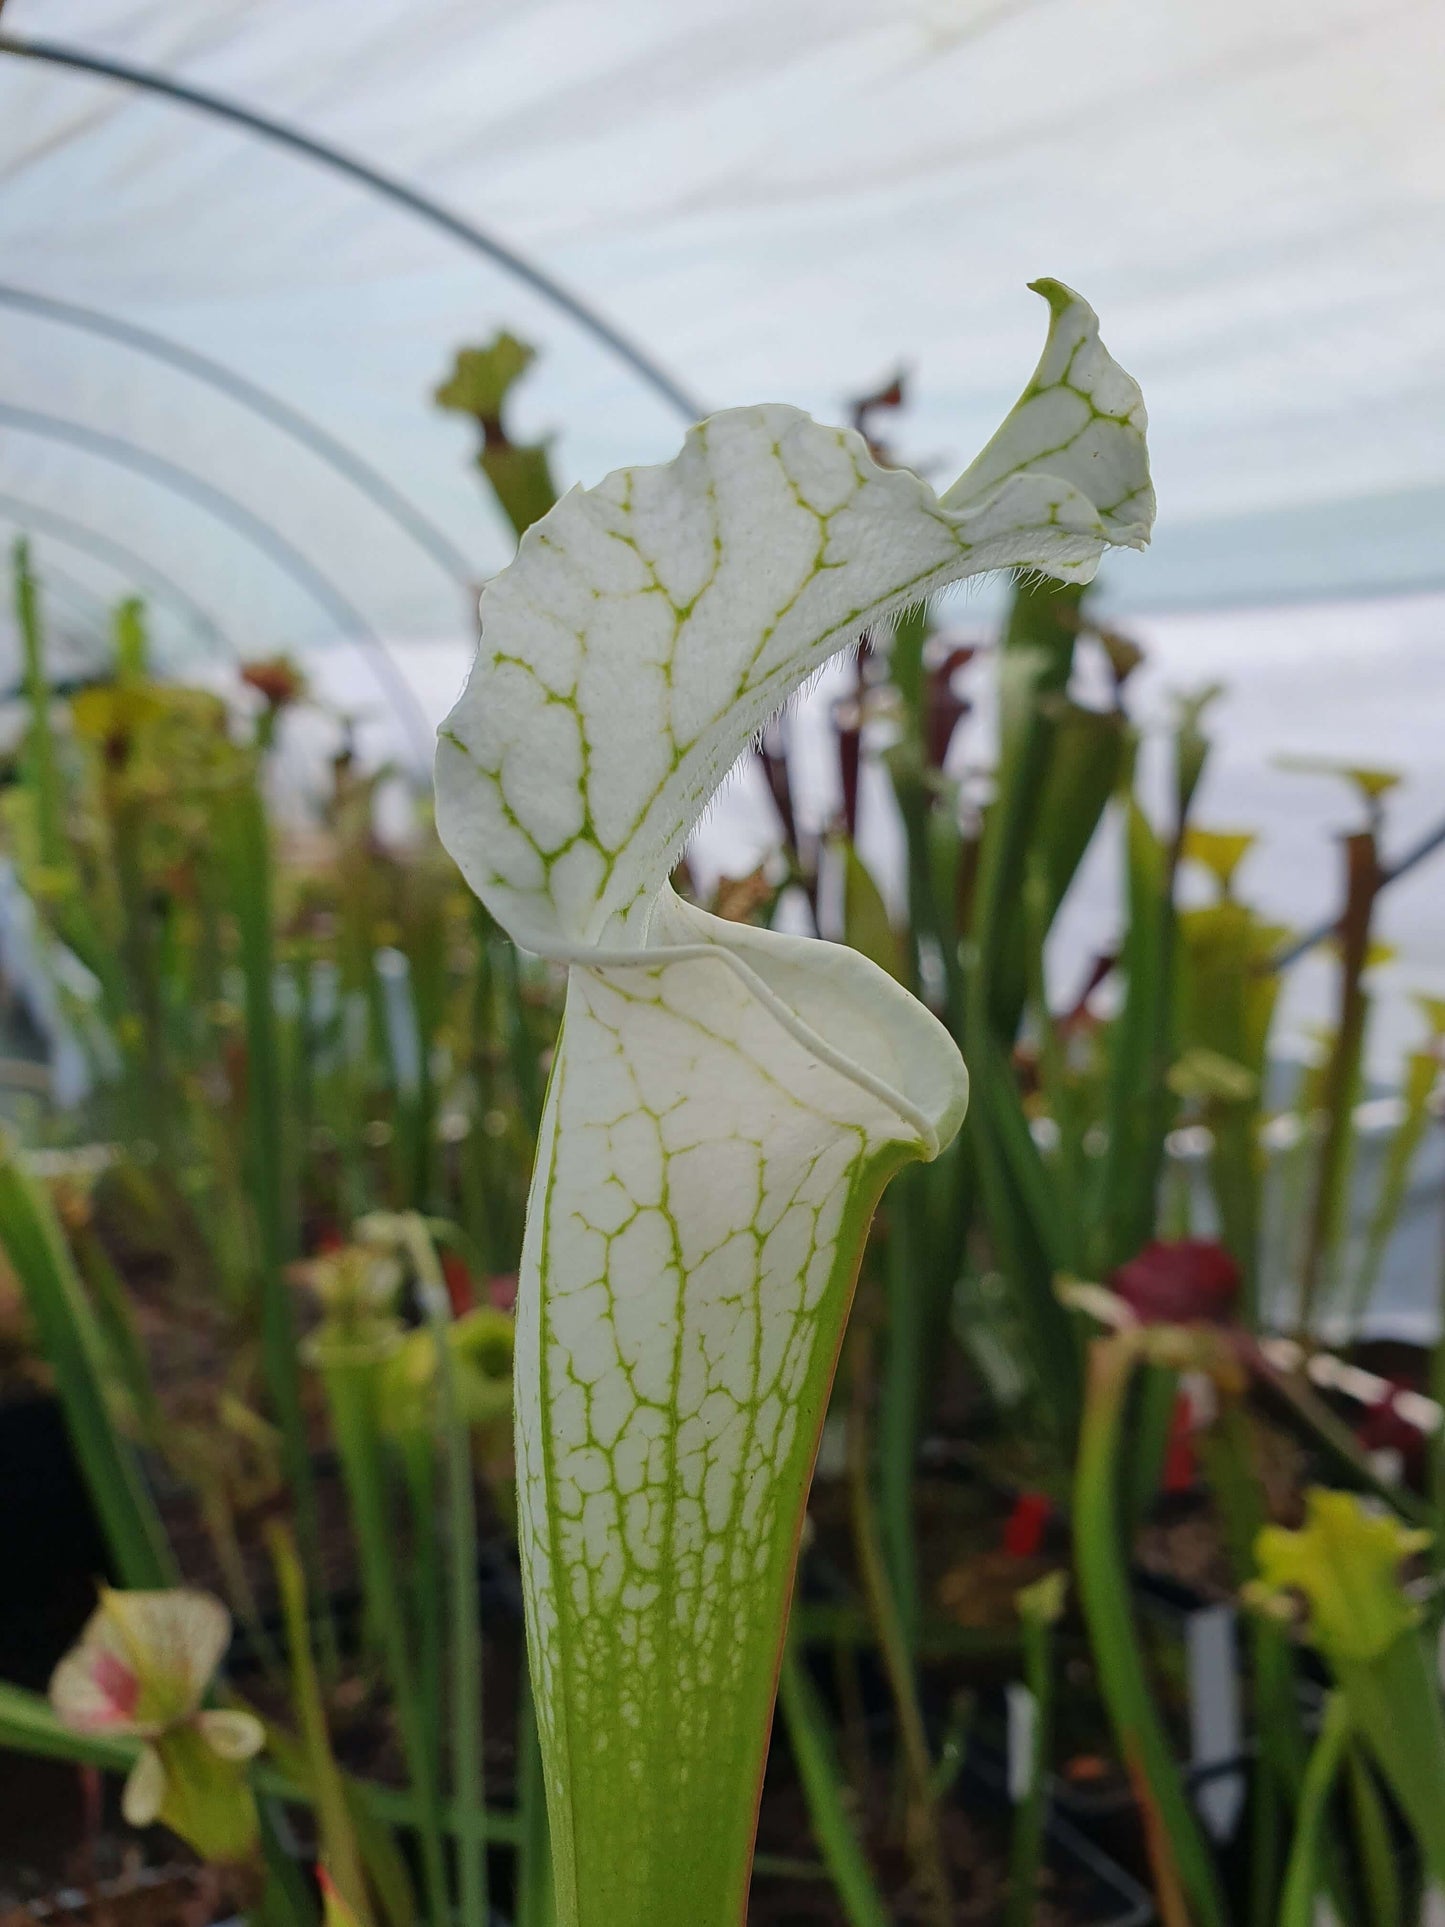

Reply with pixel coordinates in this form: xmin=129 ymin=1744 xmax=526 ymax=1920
xmin=750 ymin=1752 xmax=1130 ymax=1926
xmin=0 ymin=1772 xmax=245 ymax=1924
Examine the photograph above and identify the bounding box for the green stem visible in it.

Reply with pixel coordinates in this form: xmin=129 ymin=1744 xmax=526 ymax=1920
xmin=321 ymin=1344 xmax=451 ymax=1926
xmin=12 ymin=538 xmax=64 ymax=870
xmin=969 ymin=579 xmax=1077 ymax=1043
xmin=399 ymin=1431 xmax=445 ymax=1769
xmin=1199 ymin=1409 xmax=1306 ymax=1927
xmin=257 ymin=1797 xmax=319 ymax=1927
xmin=111 ymin=781 xmax=176 ymax=1160
xmin=1280 ymin=1696 xmax=1351 ymax=1927
xmin=0 ymin=1677 xmax=499 ymax=1846
xmin=1346 ymin=1047 xmax=1437 ymax=1330
xmin=0 ymin=1151 xmax=176 ymax=1589
xmin=1206 ymin=1096 xmax=1262 ymax=1324
xmin=1006 ymin=1605 xmax=1056 ymax=1927
xmin=1298 ymin=831 xmax=1378 ymax=1335
xmin=777 ymin=1634 xmax=889 ymax=1927
xmin=1073 ymin=1335 xmax=1229 ymax=1927
xmin=1126 ymin=1362 xmax=1178 ymax=1535
xmin=846 ymin=1325 xmax=952 ymax=1927
xmin=461 ymin=927 xmax=499 ymax=1277
xmin=1023 ymin=861 xmax=1084 ymax=1265
xmin=1094 ymin=799 xmax=1174 ymax=1274
xmin=114 ymin=596 xmax=149 ymax=683
xmin=68 ymin=1218 xmax=164 ymax=1440
xmin=893 ymin=761 xmax=961 ymax=1027
xmin=11 ymin=544 xmax=125 ymax=1028
xmin=224 ymin=785 xmax=333 ymax=1665
xmin=967 ymin=1024 xmax=1079 ymax=1439
xmin=963 ymin=586 xmax=1084 ymax=1439
xmin=1336 ymin=1634 xmax=1445 ymax=1886
xmin=269 ymin=1523 xmax=376 ymax=1927
xmin=408 ymin=1220 xmax=490 ymax=1927
xmin=1346 ymin=1742 xmax=1402 ymax=1927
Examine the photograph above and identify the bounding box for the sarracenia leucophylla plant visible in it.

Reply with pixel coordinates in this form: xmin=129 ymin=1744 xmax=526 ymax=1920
xmin=435 ymin=280 xmax=1155 ymax=1926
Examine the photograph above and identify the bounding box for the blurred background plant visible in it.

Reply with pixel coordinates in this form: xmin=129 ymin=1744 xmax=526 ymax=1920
xmin=0 ymin=328 xmax=1442 ymax=1927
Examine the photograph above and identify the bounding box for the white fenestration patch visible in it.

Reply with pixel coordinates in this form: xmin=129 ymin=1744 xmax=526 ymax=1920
xmin=435 ymin=279 xmax=1153 ymax=1924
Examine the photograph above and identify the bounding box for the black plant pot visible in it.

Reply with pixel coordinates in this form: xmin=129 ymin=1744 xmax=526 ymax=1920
xmin=0 ymin=1394 xmax=114 ymax=1901
xmin=968 ymin=1748 xmax=1156 ymax=1927
xmin=0 ymin=1393 xmax=109 ymax=1688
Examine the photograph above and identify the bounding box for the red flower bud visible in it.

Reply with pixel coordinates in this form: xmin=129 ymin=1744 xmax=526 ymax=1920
xmin=1110 ymin=1238 xmax=1240 ymax=1326
xmin=1002 ymin=1490 xmax=1053 ymax=1559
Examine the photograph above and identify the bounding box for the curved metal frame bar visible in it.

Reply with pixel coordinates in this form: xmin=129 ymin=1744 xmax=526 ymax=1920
xmin=0 ymin=282 xmax=475 ymax=585
xmin=0 ymin=402 xmax=432 ymax=754
xmin=0 ymin=33 xmax=707 ymax=425
xmin=7 ymin=42 xmax=1440 ymax=969
xmin=0 ymin=488 xmax=228 ymax=650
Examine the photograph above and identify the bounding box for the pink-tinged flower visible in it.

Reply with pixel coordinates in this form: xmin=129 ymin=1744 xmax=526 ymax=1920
xmin=84 ymin=1645 xmax=142 ymax=1727
xmin=51 ymin=1589 xmax=228 ymax=1737
xmin=50 ymin=1589 xmax=263 ymax=1856
xmin=1110 ymin=1239 xmax=1241 ymax=1327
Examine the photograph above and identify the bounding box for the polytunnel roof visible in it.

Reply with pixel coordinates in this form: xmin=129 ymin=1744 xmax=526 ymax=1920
xmin=1 ymin=0 xmax=1442 ymax=712
xmin=2 ymin=0 xmax=1445 ymax=1097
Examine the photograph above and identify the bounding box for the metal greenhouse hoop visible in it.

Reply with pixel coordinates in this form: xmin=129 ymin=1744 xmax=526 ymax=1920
xmin=0 ymin=34 xmax=707 ymax=425
xmin=0 ymin=283 xmax=476 ymax=589
xmin=0 ymin=31 xmax=712 ymax=762
xmin=0 ymin=491 xmax=228 ymax=652
xmin=0 ymin=403 xmax=432 ymax=754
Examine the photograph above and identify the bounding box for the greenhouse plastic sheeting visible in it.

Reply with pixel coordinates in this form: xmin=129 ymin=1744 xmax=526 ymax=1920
xmin=0 ymin=0 xmax=1442 ymax=697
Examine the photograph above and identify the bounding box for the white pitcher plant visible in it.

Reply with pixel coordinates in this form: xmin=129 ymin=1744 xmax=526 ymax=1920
xmin=436 ymin=279 xmax=1154 ymax=1925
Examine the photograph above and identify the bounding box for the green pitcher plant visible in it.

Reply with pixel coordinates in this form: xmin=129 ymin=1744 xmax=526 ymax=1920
xmin=1254 ymin=1488 xmax=1445 ymax=1885
xmin=435 ymin=279 xmax=1154 ymax=1925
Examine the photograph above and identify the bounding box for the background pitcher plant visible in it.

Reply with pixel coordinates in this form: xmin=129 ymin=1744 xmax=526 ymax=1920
xmin=434 ymin=279 xmax=1155 ymax=1926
